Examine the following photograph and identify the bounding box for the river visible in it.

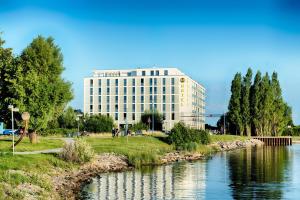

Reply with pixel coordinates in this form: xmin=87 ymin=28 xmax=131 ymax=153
xmin=81 ymin=144 xmax=300 ymax=199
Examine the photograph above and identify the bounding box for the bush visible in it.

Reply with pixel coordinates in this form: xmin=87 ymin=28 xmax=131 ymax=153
xmin=168 ymin=122 xmax=211 ymax=151
xmin=38 ymin=128 xmax=77 ymax=136
xmin=60 ymin=138 xmax=94 ymax=163
xmin=130 ymin=122 xmax=148 ymax=133
xmin=84 ymin=114 xmax=114 ymax=133
xmin=282 ymin=126 xmax=300 ymax=136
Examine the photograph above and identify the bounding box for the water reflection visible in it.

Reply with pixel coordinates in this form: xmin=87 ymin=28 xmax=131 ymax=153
xmin=228 ymin=146 xmax=291 ymax=199
xmin=82 ymin=145 xmax=299 ymax=200
xmin=81 ymin=162 xmax=207 ymax=200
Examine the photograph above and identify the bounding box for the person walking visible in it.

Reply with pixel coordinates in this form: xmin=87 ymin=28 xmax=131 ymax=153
xmin=112 ymin=128 xmax=115 ymax=138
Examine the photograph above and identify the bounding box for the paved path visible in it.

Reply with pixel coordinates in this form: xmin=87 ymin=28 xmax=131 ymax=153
xmin=14 ymin=137 xmax=74 ymax=155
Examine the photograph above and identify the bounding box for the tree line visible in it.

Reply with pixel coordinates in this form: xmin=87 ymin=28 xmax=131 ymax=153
xmin=223 ymin=68 xmax=293 ymax=136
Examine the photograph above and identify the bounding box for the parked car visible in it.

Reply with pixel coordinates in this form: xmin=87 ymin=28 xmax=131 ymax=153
xmin=2 ymin=129 xmax=19 ymax=135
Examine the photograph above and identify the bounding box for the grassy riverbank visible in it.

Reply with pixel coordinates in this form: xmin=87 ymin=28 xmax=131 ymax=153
xmin=0 ymin=134 xmax=250 ymax=199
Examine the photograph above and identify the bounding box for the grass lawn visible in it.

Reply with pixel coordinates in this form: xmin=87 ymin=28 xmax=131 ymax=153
xmin=0 ymin=136 xmax=64 ymax=152
xmin=85 ymin=136 xmax=173 ymax=167
xmin=210 ymin=135 xmax=250 ymax=143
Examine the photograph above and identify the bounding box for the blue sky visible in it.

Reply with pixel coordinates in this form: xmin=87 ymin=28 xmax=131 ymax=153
xmin=1 ymin=0 xmax=300 ymax=125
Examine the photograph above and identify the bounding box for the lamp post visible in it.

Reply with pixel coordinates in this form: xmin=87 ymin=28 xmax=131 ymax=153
xmin=8 ymin=105 xmax=19 ymax=155
xmin=76 ymin=114 xmax=83 ymax=136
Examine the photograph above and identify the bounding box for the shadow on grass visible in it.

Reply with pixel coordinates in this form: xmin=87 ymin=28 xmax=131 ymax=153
xmin=153 ymin=135 xmax=172 ymax=145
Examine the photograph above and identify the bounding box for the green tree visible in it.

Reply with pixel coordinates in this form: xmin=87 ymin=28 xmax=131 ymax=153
xmin=250 ymin=71 xmax=262 ymax=135
xmin=58 ymin=107 xmax=77 ymax=129
xmin=228 ymin=73 xmax=243 ymax=135
xmin=241 ymin=68 xmax=252 ymax=136
xmin=8 ymin=36 xmax=73 ymax=140
xmin=84 ymin=114 xmax=114 ymax=133
xmin=0 ymin=36 xmax=17 ymax=125
xmin=140 ymin=110 xmax=163 ymax=131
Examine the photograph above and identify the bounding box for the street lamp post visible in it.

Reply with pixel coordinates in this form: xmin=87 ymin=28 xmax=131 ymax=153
xmin=76 ymin=114 xmax=83 ymax=136
xmin=8 ymin=105 xmax=19 ymax=155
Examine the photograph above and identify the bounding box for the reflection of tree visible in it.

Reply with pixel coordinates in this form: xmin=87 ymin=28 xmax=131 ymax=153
xmin=228 ymin=146 xmax=290 ymax=199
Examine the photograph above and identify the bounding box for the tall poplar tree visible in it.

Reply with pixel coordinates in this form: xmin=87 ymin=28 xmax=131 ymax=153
xmin=228 ymin=73 xmax=243 ymax=135
xmin=241 ymin=68 xmax=252 ymax=136
xmin=250 ymin=71 xmax=262 ymax=135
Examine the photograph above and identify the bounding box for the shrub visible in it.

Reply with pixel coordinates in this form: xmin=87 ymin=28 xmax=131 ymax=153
xmin=130 ymin=122 xmax=147 ymax=133
xmin=60 ymin=138 xmax=94 ymax=163
xmin=38 ymin=128 xmax=77 ymax=136
xmin=168 ymin=122 xmax=211 ymax=151
xmin=84 ymin=114 xmax=114 ymax=133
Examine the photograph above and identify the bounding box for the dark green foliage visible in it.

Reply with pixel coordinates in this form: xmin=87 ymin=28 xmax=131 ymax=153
xmin=57 ymin=107 xmax=78 ymax=129
xmin=130 ymin=122 xmax=147 ymax=132
xmin=140 ymin=110 xmax=163 ymax=131
xmin=84 ymin=114 xmax=114 ymax=133
xmin=38 ymin=128 xmax=77 ymax=136
xmin=228 ymin=73 xmax=243 ymax=135
xmin=282 ymin=126 xmax=300 ymax=136
xmin=168 ymin=122 xmax=211 ymax=151
xmin=226 ymin=68 xmax=292 ymax=136
xmin=1 ymin=36 xmax=73 ymax=132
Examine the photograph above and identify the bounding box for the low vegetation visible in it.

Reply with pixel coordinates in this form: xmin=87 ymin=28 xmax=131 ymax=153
xmin=168 ymin=122 xmax=211 ymax=151
xmin=60 ymin=139 xmax=94 ymax=163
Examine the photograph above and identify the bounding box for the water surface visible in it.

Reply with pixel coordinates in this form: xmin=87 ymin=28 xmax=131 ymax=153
xmin=82 ymin=145 xmax=300 ymax=199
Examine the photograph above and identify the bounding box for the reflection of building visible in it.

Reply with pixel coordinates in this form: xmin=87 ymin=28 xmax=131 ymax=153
xmin=84 ymin=68 xmax=205 ymax=130
xmin=82 ymin=162 xmax=206 ymax=200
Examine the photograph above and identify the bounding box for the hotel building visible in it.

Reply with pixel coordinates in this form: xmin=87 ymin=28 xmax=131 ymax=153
xmin=83 ymin=68 xmax=205 ymax=130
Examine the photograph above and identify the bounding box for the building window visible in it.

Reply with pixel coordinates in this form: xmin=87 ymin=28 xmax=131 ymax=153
xmin=98 ymin=105 xmax=101 ymax=112
xmin=163 ymin=87 xmax=166 ymax=94
xmin=124 ymin=87 xmax=127 ymax=95
xmin=115 ymin=96 xmax=118 ymax=102
xmin=106 ymin=105 xmax=110 ymax=112
xmin=98 ymin=79 xmax=101 ymax=86
xmin=107 ymin=79 xmax=110 ymax=86
xmin=115 ymin=113 xmax=118 ymax=120
xmin=150 ymin=78 xmax=153 ymax=86
xmin=106 ymin=96 xmax=110 ymax=104
xmin=115 ymin=104 xmax=118 ymax=111
xmin=141 ymin=104 xmax=144 ymax=112
xmin=115 ymin=87 xmax=118 ymax=94
xmin=163 ymin=78 xmax=166 ymax=85
xmin=141 ymin=96 xmax=144 ymax=103
xmin=163 ymin=104 xmax=166 ymax=112
xmin=154 ymin=78 xmax=157 ymax=85
xmin=132 ymin=87 xmax=135 ymax=95
xmin=171 ymin=86 xmax=175 ymax=94
xmin=90 ymin=96 xmax=93 ymax=104
xmin=154 ymin=104 xmax=157 ymax=110
xmin=151 ymin=70 xmax=154 ymax=76
xmin=141 ymin=87 xmax=144 ymax=94
xmin=90 ymin=105 xmax=93 ymax=112
xmin=172 ymin=95 xmax=175 ymax=103
xmin=107 ymin=88 xmax=110 ymax=95
xmin=133 ymin=104 xmax=135 ymax=112
xmin=142 ymin=71 xmax=146 ymax=76
xmin=124 ymin=79 xmax=127 ymax=86
xmin=132 ymin=79 xmax=135 ymax=86
xmin=150 ymin=95 xmax=153 ymax=103
xmin=132 ymin=113 xmax=135 ymax=121
xmin=90 ymin=79 xmax=93 ymax=86
xmin=133 ymin=96 xmax=135 ymax=103
xmin=141 ymin=78 xmax=144 ymax=86
xmin=171 ymin=78 xmax=175 ymax=85
xmin=172 ymin=104 xmax=175 ymax=112
xmin=98 ymin=96 xmax=101 ymax=104
xmin=150 ymin=87 xmax=153 ymax=94
xmin=154 ymin=95 xmax=157 ymax=103
xmin=150 ymin=104 xmax=153 ymax=110
xmin=90 ymin=88 xmax=93 ymax=95
xmin=115 ymin=79 xmax=118 ymax=85
xmin=154 ymin=87 xmax=157 ymax=94
xmin=164 ymin=70 xmax=168 ymax=76
xmin=124 ymin=96 xmax=127 ymax=102
xmin=98 ymin=88 xmax=101 ymax=94
xmin=155 ymin=70 xmax=159 ymax=76
xmin=172 ymin=113 xmax=175 ymax=120
xmin=124 ymin=113 xmax=127 ymax=120
xmin=163 ymin=95 xmax=166 ymax=103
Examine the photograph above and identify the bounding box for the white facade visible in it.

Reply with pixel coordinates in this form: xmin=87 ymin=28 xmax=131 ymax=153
xmin=83 ymin=68 xmax=205 ymax=130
